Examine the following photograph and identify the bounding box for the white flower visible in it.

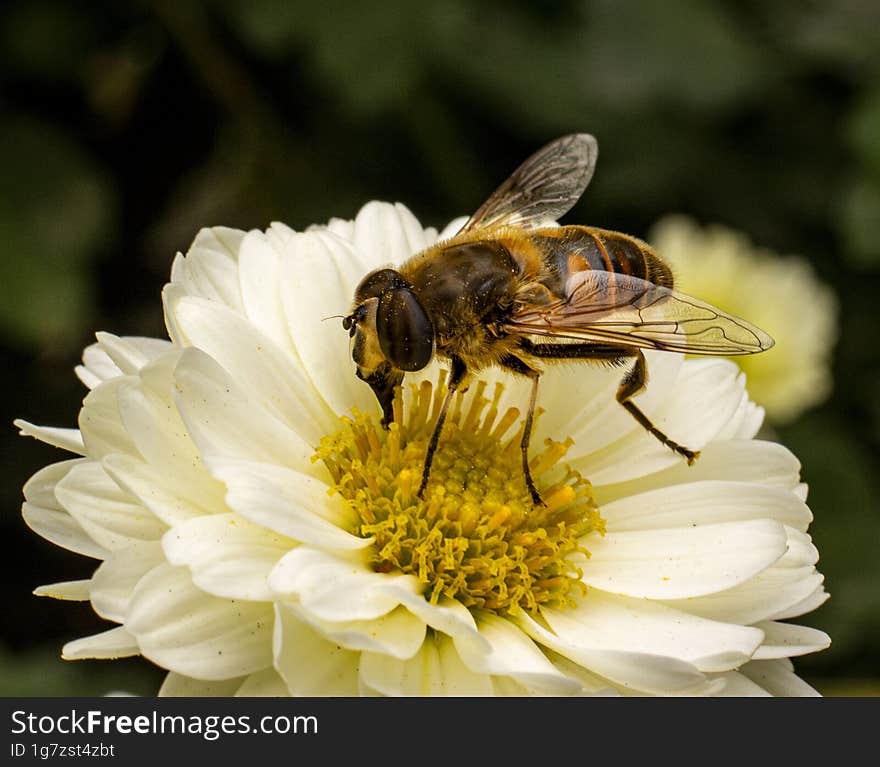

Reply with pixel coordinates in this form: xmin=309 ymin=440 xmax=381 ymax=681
xmin=19 ymin=202 xmax=829 ymax=696
xmin=649 ymin=215 xmax=838 ymax=424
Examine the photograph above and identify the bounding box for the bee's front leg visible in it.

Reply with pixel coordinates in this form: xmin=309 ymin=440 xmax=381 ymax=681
xmin=417 ymin=355 xmax=467 ymax=499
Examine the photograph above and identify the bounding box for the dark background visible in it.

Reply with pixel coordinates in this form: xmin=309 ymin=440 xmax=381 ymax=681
xmin=1 ymin=0 xmax=878 ymax=695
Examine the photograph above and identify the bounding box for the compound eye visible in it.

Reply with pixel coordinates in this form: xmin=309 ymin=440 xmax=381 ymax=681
xmin=355 ymin=268 xmax=407 ymax=302
xmin=376 ymin=287 xmax=434 ymax=372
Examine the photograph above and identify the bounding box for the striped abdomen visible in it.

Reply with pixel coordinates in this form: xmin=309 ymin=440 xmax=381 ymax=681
xmin=526 ymin=226 xmax=673 ymax=293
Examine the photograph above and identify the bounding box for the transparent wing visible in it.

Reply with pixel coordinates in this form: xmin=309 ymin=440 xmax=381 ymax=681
xmin=505 ymin=270 xmax=774 ymax=355
xmin=459 ymin=134 xmax=598 ymax=233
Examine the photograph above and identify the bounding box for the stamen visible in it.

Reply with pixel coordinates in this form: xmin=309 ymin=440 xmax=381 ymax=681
xmin=313 ymin=375 xmax=604 ymax=614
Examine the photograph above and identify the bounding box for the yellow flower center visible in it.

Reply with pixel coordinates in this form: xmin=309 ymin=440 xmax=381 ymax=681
xmin=313 ymin=374 xmax=603 ymax=615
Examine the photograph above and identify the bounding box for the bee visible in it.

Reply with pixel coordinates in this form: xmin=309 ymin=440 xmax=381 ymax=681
xmin=343 ymin=134 xmax=774 ymax=505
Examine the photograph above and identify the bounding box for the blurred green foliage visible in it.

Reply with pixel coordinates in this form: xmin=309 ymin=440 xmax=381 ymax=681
xmin=2 ymin=0 xmax=879 ymax=695
xmin=0 ymin=644 xmax=161 ymax=697
xmin=0 ymin=116 xmax=110 ymax=348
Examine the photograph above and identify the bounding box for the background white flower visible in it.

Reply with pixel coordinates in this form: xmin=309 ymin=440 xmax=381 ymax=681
xmin=649 ymin=215 xmax=839 ymax=424
xmin=19 ymin=202 xmax=829 ymax=696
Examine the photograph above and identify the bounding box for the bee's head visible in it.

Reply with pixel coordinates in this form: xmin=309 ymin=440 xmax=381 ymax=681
xmin=345 ymin=268 xmax=434 ymax=423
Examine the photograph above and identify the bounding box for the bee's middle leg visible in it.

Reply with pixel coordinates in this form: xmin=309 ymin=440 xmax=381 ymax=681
xmin=498 ymin=354 xmax=544 ymax=506
xmin=520 ymin=340 xmax=699 ymax=465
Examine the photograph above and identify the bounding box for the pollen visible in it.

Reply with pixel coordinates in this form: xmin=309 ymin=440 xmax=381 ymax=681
xmin=313 ymin=373 xmax=604 ymax=615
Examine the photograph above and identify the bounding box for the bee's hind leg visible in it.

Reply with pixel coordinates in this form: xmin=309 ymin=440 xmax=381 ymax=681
xmin=615 ymin=349 xmax=699 ymax=465
xmin=519 ymin=340 xmax=699 ymax=466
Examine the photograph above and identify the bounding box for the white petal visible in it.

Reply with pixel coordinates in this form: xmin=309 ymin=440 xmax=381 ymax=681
xmin=115 ymin=369 xmax=226 ymax=514
xmin=78 ymin=341 xmax=124 ymax=388
xmin=23 ymin=458 xmax=81 ymax=508
xmin=696 ymin=439 xmax=801 ymax=489
xmin=293 ymin=605 xmax=426 ymax=659
xmin=358 ymin=644 xmax=437 ymax=697
xmin=159 ymin=672 xmax=243 ymax=697
xmin=516 ymin=612 xmax=714 ymax=695
xmin=62 ymin=626 xmax=139 ymax=660
xmin=162 ymin=283 xmax=191 ymax=347
xmin=237 ymin=230 xmax=297 ymax=352
xmin=583 ymin=653 xmax=721 ymax=696
xmin=102 ymin=453 xmax=205 ymax=526
xmin=14 ymin=420 xmax=85 ymax=455
xmin=770 ymin=584 xmax=829 ymax=621
xmin=739 ymin=658 xmax=820 ymax=696
xmin=166 ymin=293 xmax=336 ymax=442
xmin=778 ymin=527 xmax=819 ymax=567
xmin=595 ymin=439 xmax=803 ymax=505
xmin=491 ymin=676 xmax=532 ymax=696
xmin=663 ymin=566 xmax=825 ymax=626
xmin=545 ymin=652 xmax=620 ymax=696
xmin=171 ymin=348 xmax=316 ymax=474
xmin=76 ymin=332 xmax=173 ymax=389
xmin=78 ymin=376 xmax=139 ymax=459
xmin=206 ymin=457 xmax=367 ymax=551
xmin=360 ymin=632 xmax=498 ymax=697
xmin=372 ymin=587 xmax=489 ymax=656
xmin=54 ymin=461 xmax=166 ymax=550
xmin=454 ymin=613 xmax=581 ymax=695
xmin=752 ymin=621 xmax=831 ymax=659
xmin=432 ymin=633 xmax=495 ymax=695
xmin=711 ymin=671 xmax=771 ymax=696
xmin=581 ymin=519 xmax=787 ymax=599
xmin=89 ymin=541 xmax=165 ymax=621
xmin=320 ymin=216 xmax=354 ymax=240
xmin=278 ymin=229 xmax=377 ymax=415
xmin=273 ymin=603 xmax=360 ymax=696
xmin=658 ymin=359 xmax=749 ymax=446
xmin=93 ymin=332 xmax=173 ymax=377
xmin=731 ymin=401 xmax=765 ymax=439
xmin=352 ymin=201 xmax=432 ymax=269
xmin=235 ymin=668 xmax=290 ymax=697
xmin=489 ymin=675 xmax=580 ymax=697
xmin=599 ymin=481 xmax=811 ymax=533
xmin=22 ymin=503 xmax=108 ymax=559
xmin=162 ymin=513 xmax=292 ymax=601
xmin=715 ymin=393 xmax=764 ymax=440
xmin=267 ymin=220 xmax=296 ymax=246
xmin=268 ymin=548 xmax=421 ymax=622
xmin=170 ymin=226 xmax=246 ymax=311
xmin=75 ymin=369 xmax=97 ymax=391
xmin=126 ymin=563 xmax=273 ymax=680
xmin=540 ymin=591 xmax=763 ymax=672
xmin=437 ymin=215 xmax=468 ymax=241
xmin=33 ymin=580 xmax=91 ymax=601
